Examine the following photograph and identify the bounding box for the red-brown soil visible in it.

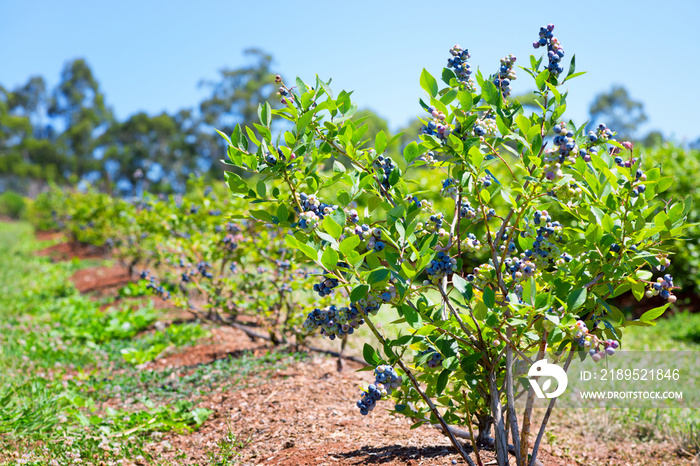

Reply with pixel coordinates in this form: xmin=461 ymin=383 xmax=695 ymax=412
xmin=36 ymin=238 xmax=109 ymax=262
xmin=70 ymin=264 xmax=133 ymax=295
xmin=35 ymin=230 xmax=63 ymax=242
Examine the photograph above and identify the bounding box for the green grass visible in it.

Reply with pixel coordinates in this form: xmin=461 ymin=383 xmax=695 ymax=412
xmin=0 ymin=222 xmax=306 ymax=465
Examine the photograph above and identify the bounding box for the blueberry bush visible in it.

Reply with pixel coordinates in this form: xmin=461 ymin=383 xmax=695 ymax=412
xmin=220 ymin=25 xmax=690 ymax=466
xmin=36 ymin=181 xmax=323 ymax=346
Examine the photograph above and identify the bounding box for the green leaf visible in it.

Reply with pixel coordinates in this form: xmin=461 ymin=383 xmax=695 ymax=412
xmin=367 ymin=267 xmax=390 ymax=285
xmin=420 ymin=69 xmax=438 ymax=98
xmin=339 ymin=235 xmax=361 ymax=256
xmin=306 ymin=176 xmax=318 ymax=192
xmin=224 ymin=172 xmax=248 ymax=194
xmin=351 ymin=284 xmax=370 ymax=302
xmin=436 ymin=369 xmax=449 ymax=395
xmin=297 ymin=110 xmax=314 ymax=132
xmin=567 ymin=288 xmax=587 ymax=311
xmin=285 ymin=234 xmax=299 ymax=248
xmin=297 ymin=242 xmax=319 ymax=262
xmin=363 ymin=343 xmax=380 ymax=365
xmin=330 ymin=209 xmax=346 ymax=227
xmin=483 ymin=287 xmax=495 ymax=309
xmin=323 ymin=216 xmax=343 ymax=239
xmin=333 ymin=160 xmax=346 ymax=173
xmin=403 ymin=141 xmax=419 ymax=163
xmin=631 ymin=281 xmax=645 ymax=301
xmin=375 ymin=130 xmax=388 ymax=154
xmin=256 ymin=180 xmax=267 ymax=198
xmin=640 ymin=303 xmax=670 ymax=322
xmin=441 ymin=67 xmax=457 ymax=85
xmin=316 ymin=230 xmax=338 ymax=246
xmin=567 ymin=54 xmax=576 ymax=78
xmin=276 ymin=203 xmax=289 ymax=223
xmin=535 ymin=69 xmax=550 ymax=91
xmin=257 ymin=101 xmax=272 ymax=127
xmin=250 ymin=210 xmax=273 ymax=223
xmin=453 ymin=275 xmax=468 ymax=295
xmin=481 ymin=80 xmax=500 ymax=106
xmin=442 ymin=356 xmax=459 ymax=371
xmin=337 ymin=190 xmax=351 ymax=206
xmin=657 ymin=177 xmax=674 ymax=193
xmin=515 ymin=114 xmax=531 ymax=135
xmin=321 ymin=247 xmax=339 ymax=270
xmin=401 ymin=303 xmax=422 ymax=329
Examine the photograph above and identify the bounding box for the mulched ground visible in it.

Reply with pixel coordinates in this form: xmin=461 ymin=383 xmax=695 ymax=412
xmin=139 ymin=326 xmax=694 ymax=466
xmin=36 ymin=236 xmax=110 ymax=262
xmin=32 ymin=231 xmax=699 ymax=466
xmin=70 ymin=264 xmax=133 ymax=295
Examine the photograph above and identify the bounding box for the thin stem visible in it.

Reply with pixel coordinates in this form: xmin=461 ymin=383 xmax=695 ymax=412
xmin=529 ymin=348 xmax=575 ymax=466
xmin=506 ymin=331 xmax=522 ymax=465
xmin=463 ymin=391 xmax=485 ymax=466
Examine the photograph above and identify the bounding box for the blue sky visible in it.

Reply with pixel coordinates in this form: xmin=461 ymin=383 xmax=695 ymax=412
xmin=2 ymin=0 xmax=699 ymax=143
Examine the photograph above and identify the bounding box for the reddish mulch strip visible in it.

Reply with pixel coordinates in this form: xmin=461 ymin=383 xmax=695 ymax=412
xmin=70 ymin=264 xmax=133 ymax=295
xmin=141 ymin=326 xmax=269 ymax=370
xmin=35 ymin=230 xmax=63 ymax=242
xmin=36 ymin=239 xmax=108 ymax=262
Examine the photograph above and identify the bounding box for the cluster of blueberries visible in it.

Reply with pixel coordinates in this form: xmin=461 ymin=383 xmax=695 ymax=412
xmin=302 ymin=304 xmax=364 ymax=340
xmin=504 ymin=255 xmax=537 ymax=278
xmin=372 ymin=156 xmax=398 ymax=192
xmin=424 ymin=251 xmax=459 ymax=285
xmin=656 ymin=255 xmax=672 ymax=272
xmin=589 ymin=123 xmax=615 ymax=143
xmin=313 ymin=275 xmax=339 ymax=297
xmin=347 ymin=209 xmax=360 ymax=224
xmin=406 ymin=195 xmax=422 ymax=208
xmin=466 ymin=262 xmax=494 ymax=286
xmin=479 ymin=175 xmax=493 ymax=188
xmin=441 ymin=178 xmax=459 ymax=198
xmin=541 ymin=122 xmax=583 ymax=181
xmin=302 ymin=292 xmax=389 ymax=340
xmin=264 ymin=148 xmax=291 ymax=167
xmin=523 ymin=210 xmax=566 ymax=267
xmin=552 ymin=122 xmax=578 ymax=159
xmin=357 ymin=365 xmax=403 ymax=415
xmin=347 ymin=224 xmax=387 ymax=253
xmin=295 ymin=192 xmax=338 ymax=230
xmin=463 ymin=232 xmax=482 ymax=253
xmin=646 ymin=273 xmax=677 ymax=303
xmin=473 ymin=115 xmax=498 ymax=138
xmin=447 ymin=45 xmax=474 ymax=90
xmin=313 ymin=262 xmax=349 ymax=297
xmin=140 ymin=270 xmax=171 ymax=300
xmin=548 ymin=182 xmax=584 ymax=204
xmin=459 ymin=199 xmax=477 ymax=219
xmin=573 ymin=320 xmax=620 ymax=362
xmin=533 ymin=24 xmax=565 ymax=77
xmin=427 ymin=213 xmax=445 ymax=231
xmin=418 ymin=348 xmax=444 ymax=369
xmin=196 ymin=261 xmax=214 ymax=279
xmin=420 ymin=106 xmax=452 ymax=141
xmin=222 ymin=233 xmax=238 ymax=251
xmin=417 ymin=151 xmax=437 ymax=166
xmin=366 ymin=228 xmax=386 ymax=253
xmin=493 ymin=54 xmax=517 ymax=97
